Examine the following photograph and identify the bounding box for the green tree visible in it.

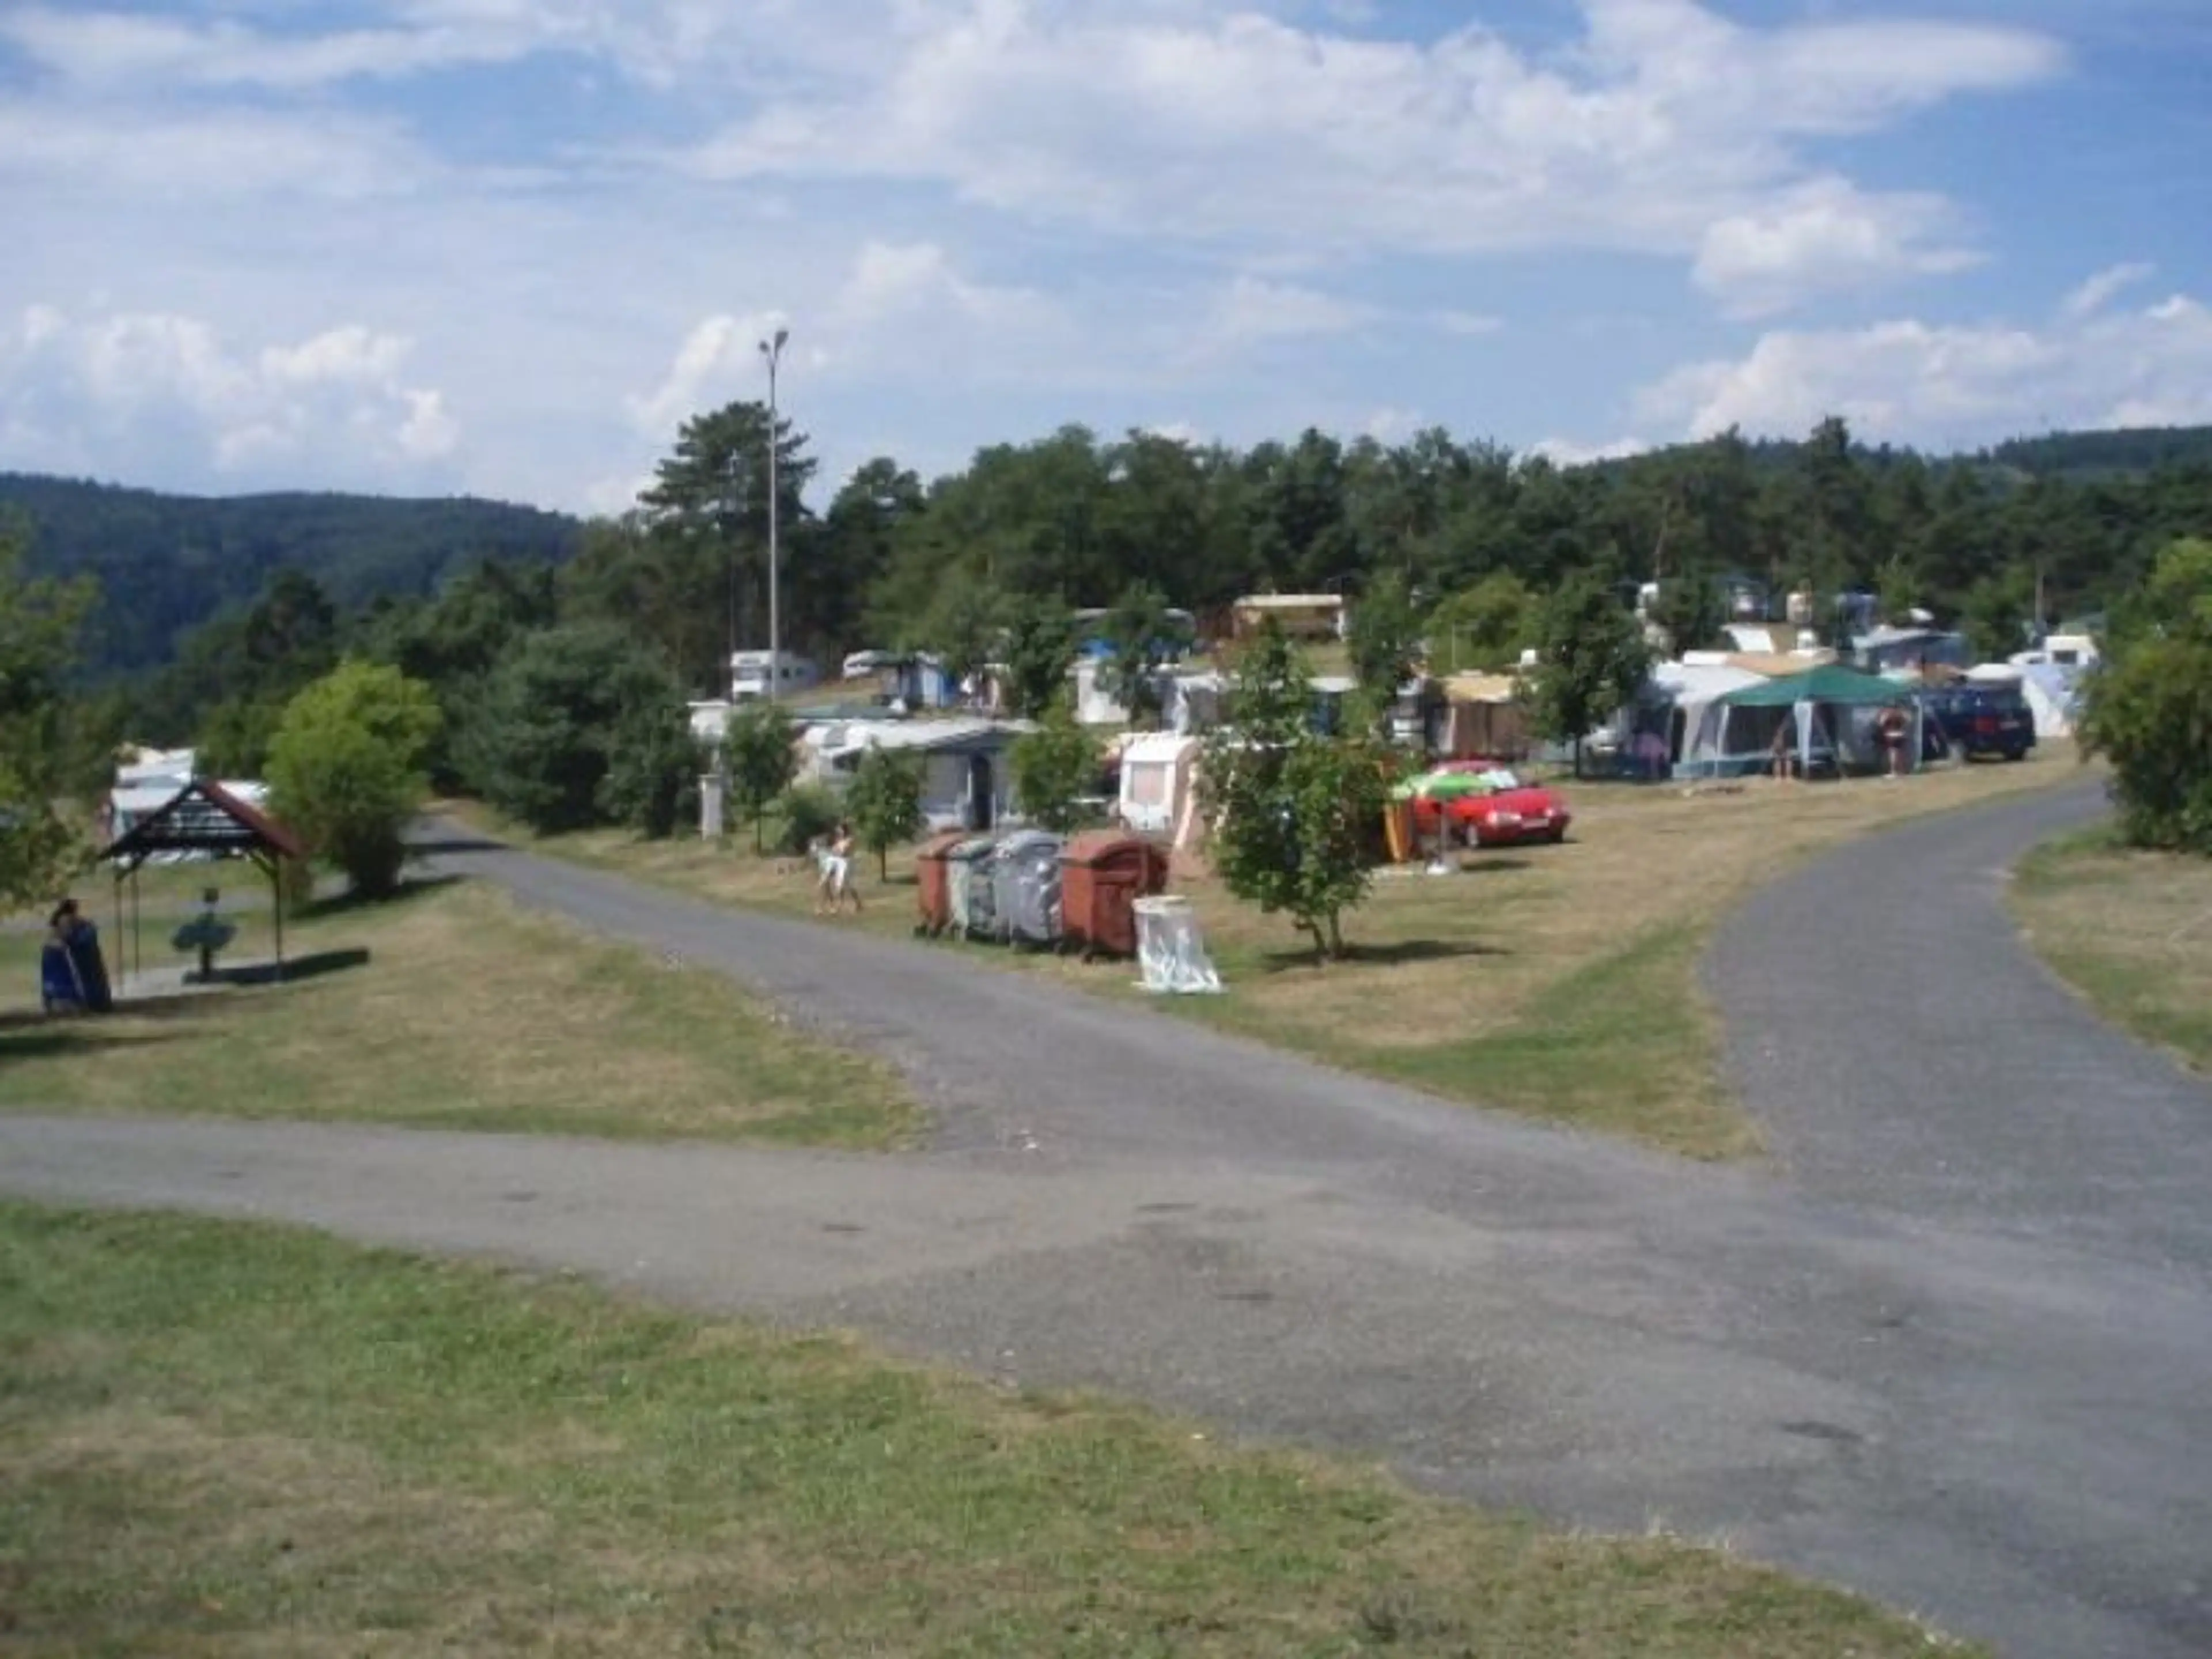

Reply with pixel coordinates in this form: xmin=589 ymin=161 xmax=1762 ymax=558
xmin=265 ymin=660 xmax=441 ymax=900
xmin=633 ymin=399 xmax=819 ymax=684
xmin=845 ymin=747 xmax=925 ymax=881
xmin=2080 ymin=538 xmax=2212 ymax=853
xmin=468 ymin=624 xmax=680 ymax=834
xmin=724 ymin=700 xmax=800 ymax=853
xmin=922 ymin=575 xmax=1003 ymax=706
xmin=0 ymin=529 xmax=96 ymax=911
xmin=1526 ymin=574 xmax=1650 ymax=777
xmin=358 ymin=558 xmax=558 ymax=789
xmin=1960 ymin=568 xmax=2035 ymax=661
xmin=1202 ymin=623 xmax=1384 ymax=961
xmin=999 ymin=595 xmax=1078 ymax=720
xmin=1874 ymin=554 xmax=1923 ymax=627
xmin=1345 ymin=568 xmax=1425 ymax=736
xmin=600 ymin=687 xmax=698 ymax=840
xmin=1646 ymin=566 xmax=1728 ymax=657
xmin=1012 ymin=705 xmax=1099 ymax=834
xmin=1099 ymin=579 xmax=1187 ymax=729
xmin=1426 ymin=572 xmax=1536 ymax=673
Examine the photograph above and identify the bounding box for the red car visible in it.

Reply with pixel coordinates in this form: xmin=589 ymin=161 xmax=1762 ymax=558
xmin=1409 ymin=767 xmax=1573 ymax=846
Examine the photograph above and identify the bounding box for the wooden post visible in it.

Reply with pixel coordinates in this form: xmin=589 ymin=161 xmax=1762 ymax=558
xmin=269 ymin=855 xmax=285 ymax=979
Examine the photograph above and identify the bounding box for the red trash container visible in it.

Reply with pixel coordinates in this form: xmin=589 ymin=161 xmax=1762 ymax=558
xmin=1059 ymin=831 xmax=1171 ymax=959
xmin=912 ymin=829 xmax=973 ymax=937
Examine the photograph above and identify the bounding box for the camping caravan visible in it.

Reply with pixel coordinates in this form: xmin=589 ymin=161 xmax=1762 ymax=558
xmin=1116 ymin=734 xmax=1201 ymax=839
xmin=810 ymin=718 xmax=1029 ymax=831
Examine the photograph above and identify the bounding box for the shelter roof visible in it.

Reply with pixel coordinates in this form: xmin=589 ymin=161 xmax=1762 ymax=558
xmin=814 ymin=717 xmax=1031 ymax=756
xmin=1442 ymin=672 xmax=1521 ymax=704
xmin=100 ymin=778 xmax=306 ymax=867
xmin=1720 ymin=664 xmax=1913 ymax=709
xmin=1234 ymin=593 xmax=1345 ymax=610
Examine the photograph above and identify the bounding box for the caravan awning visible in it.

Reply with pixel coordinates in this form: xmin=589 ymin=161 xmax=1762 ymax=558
xmin=1719 ymin=665 xmax=1912 ymax=709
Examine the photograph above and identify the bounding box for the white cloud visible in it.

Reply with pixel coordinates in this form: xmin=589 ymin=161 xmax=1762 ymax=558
xmin=0 ymin=306 xmax=463 ymax=487
xmin=1531 ymin=434 xmax=1654 ymax=467
xmin=1214 ymin=275 xmax=1374 ymax=342
xmin=1692 ymin=180 xmax=1979 ymax=318
xmin=0 ymin=1 xmax=782 ymax=93
xmin=623 ymin=310 xmax=790 ymax=441
xmin=831 ymin=240 xmax=1053 ymax=334
xmin=683 ymin=0 xmax=2060 ymax=312
xmin=1363 ymin=406 xmax=1422 ymax=443
xmin=0 ymin=101 xmax=424 ymax=198
xmin=1635 ymin=286 xmax=2212 ymax=446
xmin=2063 ymin=262 xmax=2156 ymax=319
xmin=1430 ymin=309 xmax=1503 ymax=338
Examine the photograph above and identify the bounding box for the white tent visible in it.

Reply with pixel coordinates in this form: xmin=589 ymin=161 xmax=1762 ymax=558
xmin=1968 ymin=661 xmax=2080 ymax=740
xmin=1627 ymin=661 xmax=1766 ymax=778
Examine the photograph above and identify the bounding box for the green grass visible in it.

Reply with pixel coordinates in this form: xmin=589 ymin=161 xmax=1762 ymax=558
xmin=0 ymin=879 xmax=921 ymax=1149
xmin=451 ymin=757 xmax=2081 ymax=1162
xmin=0 ymin=1204 xmax=1979 ymax=1657
xmin=2012 ymin=828 xmax=2212 ymax=1071
xmin=1352 ymin=927 xmax=1745 ymax=1158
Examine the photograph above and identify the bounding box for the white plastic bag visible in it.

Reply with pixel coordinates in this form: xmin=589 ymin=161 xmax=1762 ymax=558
xmin=1134 ymin=896 xmax=1223 ymax=994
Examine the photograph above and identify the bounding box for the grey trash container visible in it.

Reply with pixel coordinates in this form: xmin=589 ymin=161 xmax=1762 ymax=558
xmin=987 ymin=831 xmax=1063 ymax=945
xmin=944 ymin=834 xmax=999 ymax=938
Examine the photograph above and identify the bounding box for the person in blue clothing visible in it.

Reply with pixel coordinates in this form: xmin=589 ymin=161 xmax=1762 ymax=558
xmin=40 ymin=897 xmax=112 ymax=1014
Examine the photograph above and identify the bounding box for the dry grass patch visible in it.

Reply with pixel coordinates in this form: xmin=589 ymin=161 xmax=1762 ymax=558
xmin=463 ymin=755 xmax=2084 ymax=1158
xmin=2011 ymin=828 xmax=2212 ymax=1071
xmin=0 ymin=1205 xmax=1983 ymax=1657
xmin=0 ymin=879 xmax=919 ymax=1148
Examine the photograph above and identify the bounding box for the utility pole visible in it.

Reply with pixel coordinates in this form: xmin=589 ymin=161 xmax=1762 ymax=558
xmin=759 ymin=327 xmax=789 ymax=701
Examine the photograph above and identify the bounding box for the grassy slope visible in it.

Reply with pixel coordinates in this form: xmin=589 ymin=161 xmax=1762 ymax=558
xmin=0 ymin=1205 xmax=1978 ymax=1657
xmin=0 ymin=878 xmax=920 ymax=1149
xmin=467 ymin=755 xmax=2082 ymax=1161
xmin=2012 ymin=829 xmax=2212 ymax=1072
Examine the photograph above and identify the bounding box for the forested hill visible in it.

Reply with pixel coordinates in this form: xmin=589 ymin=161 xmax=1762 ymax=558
xmin=0 ymin=474 xmax=584 ymax=678
xmin=1980 ymin=425 xmax=2212 ymax=481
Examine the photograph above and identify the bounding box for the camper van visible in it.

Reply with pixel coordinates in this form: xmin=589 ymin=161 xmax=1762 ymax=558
xmin=730 ymin=650 xmax=820 ymax=700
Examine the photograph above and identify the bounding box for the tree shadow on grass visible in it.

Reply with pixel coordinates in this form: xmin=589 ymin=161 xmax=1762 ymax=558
xmin=0 ymin=1023 xmax=191 ymax=1062
xmin=1251 ymin=937 xmax=1509 ymax=975
xmin=0 ymin=1001 xmax=200 ymax=1060
xmin=408 ymin=830 xmax=510 ymax=856
xmin=297 ymin=874 xmax=461 ymax=922
xmin=210 ymin=948 xmax=372 ymax=987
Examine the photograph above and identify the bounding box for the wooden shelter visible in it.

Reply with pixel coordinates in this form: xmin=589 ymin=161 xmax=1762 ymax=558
xmin=97 ymin=780 xmax=308 ymax=980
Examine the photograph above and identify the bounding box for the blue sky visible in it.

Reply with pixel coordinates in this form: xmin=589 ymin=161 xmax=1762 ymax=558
xmin=1 ymin=0 xmax=2206 ymax=514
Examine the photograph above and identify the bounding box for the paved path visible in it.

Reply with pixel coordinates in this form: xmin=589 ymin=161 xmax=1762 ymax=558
xmin=6 ymin=789 xmax=2210 ymax=1658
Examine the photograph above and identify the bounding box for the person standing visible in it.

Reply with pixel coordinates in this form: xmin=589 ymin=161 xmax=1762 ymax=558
xmin=1877 ymin=705 xmax=1909 ymax=779
xmin=829 ymin=821 xmax=864 ymax=915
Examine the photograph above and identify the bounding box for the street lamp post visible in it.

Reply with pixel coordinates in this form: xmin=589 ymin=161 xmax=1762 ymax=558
xmin=759 ymin=326 xmax=789 ymax=702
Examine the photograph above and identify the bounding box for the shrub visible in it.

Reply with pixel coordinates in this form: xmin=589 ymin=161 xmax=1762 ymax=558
xmin=775 ymin=784 xmax=842 ymax=858
xmin=265 ymin=660 xmax=441 ymax=900
xmin=1012 ymin=705 xmax=1099 ymax=834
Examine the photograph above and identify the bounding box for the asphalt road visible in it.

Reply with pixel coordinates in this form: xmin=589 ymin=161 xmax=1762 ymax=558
xmin=5 ymin=785 xmax=2209 ymax=1658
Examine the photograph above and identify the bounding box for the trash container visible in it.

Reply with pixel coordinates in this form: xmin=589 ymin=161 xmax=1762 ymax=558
xmin=1059 ymin=831 xmax=1170 ymax=960
xmin=986 ymin=831 xmax=1062 ymax=945
xmin=943 ymin=834 xmax=1001 ymax=939
xmin=912 ymin=829 xmax=973 ymax=937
